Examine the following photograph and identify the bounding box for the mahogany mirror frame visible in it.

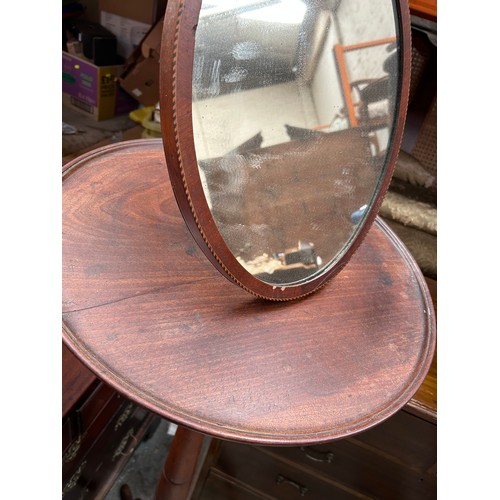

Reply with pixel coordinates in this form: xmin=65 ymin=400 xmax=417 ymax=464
xmin=159 ymin=0 xmax=412 ymax=301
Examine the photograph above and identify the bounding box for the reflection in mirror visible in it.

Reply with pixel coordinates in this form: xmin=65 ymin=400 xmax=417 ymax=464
xmin=192 ymin=0 xmax=399 ymax=286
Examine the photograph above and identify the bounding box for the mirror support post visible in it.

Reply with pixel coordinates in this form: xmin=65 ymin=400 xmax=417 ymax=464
xmin=154 ymin=426 xmax=205 ymax=500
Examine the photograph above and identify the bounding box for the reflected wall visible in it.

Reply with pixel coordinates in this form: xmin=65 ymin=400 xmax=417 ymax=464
xmin=192 ymin=0 xmax=399 ymax=285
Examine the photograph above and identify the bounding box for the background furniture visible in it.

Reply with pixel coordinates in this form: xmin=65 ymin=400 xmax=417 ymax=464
xmin=381 ymin=25 xmax=437 ymax=282
xmin=200 ymin=128 xmax=375 ymax=268
xmin=63 ymin=139 xmax=435 ymax=499
xmin=62 ymin=343 xmax=160 ymax=499
xmin=192 ymin=364 xmax=436 ymax=499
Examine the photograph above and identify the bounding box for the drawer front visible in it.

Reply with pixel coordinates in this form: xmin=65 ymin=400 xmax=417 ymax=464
xmin=62 ymin=391 xmax=125 ymax=476
xmin=215 ymin=441 xmax=365 ymax=500
xmin=269 ymin=438 xmax=435 ymax=500
xmin=268 ymin=410 xmax=436 ymax=500
xmin=351 ymin=409 xmax=436 ymax=473
xmin=76 ymin=381 xmax=116 ymax=431
xmin=198 ymin=469 xmax=269 ymax=500
xmin=62 ymin=417 xmax=73 ymax=457
xmin=62 ymin=403 xmax=156 ymax=499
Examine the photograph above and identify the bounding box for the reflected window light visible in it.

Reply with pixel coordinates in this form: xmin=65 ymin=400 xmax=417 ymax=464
xmin=240 ymin=0 xmax=307 ymax=24
xmin=200 ymin=0 xmax=274 ymax=18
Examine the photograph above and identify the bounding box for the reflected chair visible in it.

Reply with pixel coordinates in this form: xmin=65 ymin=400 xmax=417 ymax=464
xmin=349 ymin=50 xmax=398 ymax=156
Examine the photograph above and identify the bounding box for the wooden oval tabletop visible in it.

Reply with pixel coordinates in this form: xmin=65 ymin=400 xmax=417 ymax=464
xmin=62 ymin=139 xmax=436 ymax=446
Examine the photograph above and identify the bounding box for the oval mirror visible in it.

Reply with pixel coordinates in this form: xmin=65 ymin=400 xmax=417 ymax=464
xmin=160 ymin=0 xmax=410 ymax=300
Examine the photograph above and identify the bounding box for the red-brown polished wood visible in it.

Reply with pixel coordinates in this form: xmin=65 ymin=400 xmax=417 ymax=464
xmin=62 ymin=139 xmax=435 ymax=445
xmin=154 ymin=427 xmax=205 ymax=500
xmin=62 ymin=342 xmax=98 ymax=419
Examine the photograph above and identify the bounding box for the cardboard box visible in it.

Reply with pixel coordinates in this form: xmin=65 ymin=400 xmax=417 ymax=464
xmin=62 ymin=51 xmax=136 ymax=120
xmin=100 ymin=11 xmax=151 ymax=59
xmin=99 ymin=0 xmax=166 ymax=25
xmin=118 ymin=18 xmax=163 ymax=106
xmin=66 ymin=19 xmax=119 ymax=65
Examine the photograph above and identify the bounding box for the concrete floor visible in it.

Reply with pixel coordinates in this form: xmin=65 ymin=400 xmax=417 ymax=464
xmin=104 ymin=419 xmax=177 ymax=500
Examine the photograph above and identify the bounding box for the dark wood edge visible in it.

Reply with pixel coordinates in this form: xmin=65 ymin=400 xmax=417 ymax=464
xmin=159 ymin=0 xmax=413 ymax=301
xmin=62 ymin=320 xmax=435 ymax=446
xmin=62 ymin=343 xmax=100 ymax=418
xmin=62 ymin=210 xmax=436 ymax=445
xmin=62 ymin=137 xmax=164 ymax=180
xmin=97 ymin=412 xmax=158 ymax=498
xmin=159 ymin=0 xmax=268 ymax=297
xmin=405 ymin=399 xmax=437 ymax=425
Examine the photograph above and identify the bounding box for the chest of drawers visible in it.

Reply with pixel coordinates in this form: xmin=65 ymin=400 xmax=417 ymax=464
xmin=192 ymin=352 xmax=436 ymax=500
xmin=62 ymin=344 xmax=159 ymax=499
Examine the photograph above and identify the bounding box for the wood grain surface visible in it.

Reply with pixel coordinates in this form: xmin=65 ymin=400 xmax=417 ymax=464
xmin=409 ymin=0 xmax=437 ymax=20
xmin=62 ymin=139 xmax=435 ymax=445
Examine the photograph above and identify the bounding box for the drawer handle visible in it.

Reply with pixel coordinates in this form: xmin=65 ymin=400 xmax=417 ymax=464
xmin=276 ymin=474 xmax=308 ymax=496
xmin=112 ymin=428 xmax=137 ymax=462
xmin=62 ymin=460 xmax=87 ymax=496
xmin=114 ymin=402 xmax=134 ymax=431
xmin=63 ymin=435 xmax=82 ymax=464
xmin=300 ymin=446 xmax=335 ymax=463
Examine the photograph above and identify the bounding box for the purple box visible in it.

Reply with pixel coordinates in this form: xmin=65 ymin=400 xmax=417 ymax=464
xmin=62 ymin=51 xmax=135 ymax=120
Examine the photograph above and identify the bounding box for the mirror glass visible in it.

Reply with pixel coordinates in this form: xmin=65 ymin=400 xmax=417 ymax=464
xmin=191 ymin=0 xmax=400 ymax=286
